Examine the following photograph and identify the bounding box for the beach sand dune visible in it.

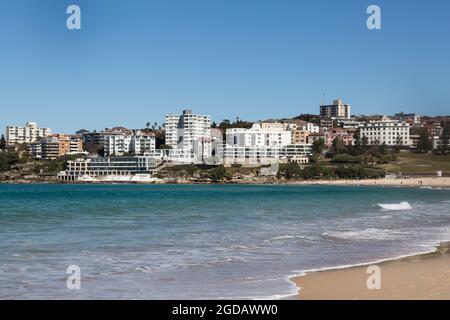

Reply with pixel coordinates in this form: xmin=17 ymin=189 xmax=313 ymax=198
xmin=293 ymin=242 xmax=450 ymax=300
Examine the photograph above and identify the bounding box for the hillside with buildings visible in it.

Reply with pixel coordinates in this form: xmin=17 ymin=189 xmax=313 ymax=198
xmin=1 ymin=100 xmax=450 ymax=184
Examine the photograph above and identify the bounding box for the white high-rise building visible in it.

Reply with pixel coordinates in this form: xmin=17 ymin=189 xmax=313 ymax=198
xmin=164 ymin=110 xmax=212 ymax=164
xmin=165 ymin=109 xmax=211 ymax=149
xmin=360 ymin=116 xmax=410 ymax=146
xmin=5 ymin=122 xmax=52 ymax=146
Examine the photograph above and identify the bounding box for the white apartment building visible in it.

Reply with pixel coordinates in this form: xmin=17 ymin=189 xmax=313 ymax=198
xmin=224 ymin=123 xmax=311 ymax=166
xmin=104 ymin=132 xmax=155 ymax=156
xmin=360 ymin=117 xmax=410 ymax=146
xmin=320 ymin=99 xmax=351 ymax=119
xmin=226 ymin=124 xmax=292 ymax=147
xmin=164 ymin=109 xmax=212 ymax=163
xmin=5 ymin=122 xmax=51 ymax=146
xmin=165 ymin=109 xmax=211 ymax=149
xmin=223 ymin=145 xmax=312 ymax=166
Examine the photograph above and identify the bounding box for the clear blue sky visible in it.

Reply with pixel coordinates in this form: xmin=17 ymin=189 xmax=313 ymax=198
xmin=1 ymin=0 xmax=449 ymax=133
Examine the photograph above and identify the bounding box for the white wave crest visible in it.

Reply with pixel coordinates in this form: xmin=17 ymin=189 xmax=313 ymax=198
xmin=270 ymin=235 xmax=306 ymax=241
xmin=376 ymin=202 xmax=412 ymax=211
xmin=322 ymin=228 xmax=401 ymax=241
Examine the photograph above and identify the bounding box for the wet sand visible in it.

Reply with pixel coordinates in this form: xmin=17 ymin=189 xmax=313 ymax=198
xmin=292 ymin=242 xmax=450 ymax=300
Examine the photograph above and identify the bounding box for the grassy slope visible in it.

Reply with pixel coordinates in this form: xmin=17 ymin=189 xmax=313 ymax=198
xmin=382 ymin=152 xmax=450 ymax=174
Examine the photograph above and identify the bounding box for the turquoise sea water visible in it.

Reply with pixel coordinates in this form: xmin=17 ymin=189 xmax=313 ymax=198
xmin=0 ymin=184 xmax=450 ymax=299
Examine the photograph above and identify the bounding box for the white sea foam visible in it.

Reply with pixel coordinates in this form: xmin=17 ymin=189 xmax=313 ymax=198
xmin=270 ymin=235 xmax=306 ymax=241
xmin=322 ymin=228 xmax=402 ymax=241
xmin=135 ymin=266 xmax=153 ymax=273
xmin=294 ymin=247 xmax=439 ymax=275
xmin=376 ymin=201 xmax=412 ymax=211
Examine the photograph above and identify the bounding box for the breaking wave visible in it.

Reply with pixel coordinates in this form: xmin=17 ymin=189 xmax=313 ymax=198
xmin=270 ymin=235 xmax=307 ymax=241
xmin=322 ymin=228 xmax=403 ymax=241
xmin=376 ymin=202 xmax=412 ymax=211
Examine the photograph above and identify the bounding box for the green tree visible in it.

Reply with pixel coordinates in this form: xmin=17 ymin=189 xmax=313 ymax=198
xmin=361 ymin=135 xmax=369 ymax=150
xmin=312 ymin=138 xmax=325 ymax=158
xmin=437 ymin=124 xmax=450 ymax=154
xmin=0 ymin=134 xmax=6 ymax=151
xmin=278 ymin=162 xmax=302 ymax=179
xmin=416 ymin=128 xmax=433 ymax=153
xmin=209 ymin=165 xmax=230 ymax=181
xmin=84 ymin=142 xmax=102 ymax=155
xmin=353 ymin=129 xmax=361 ymax=147
xmin=0 ymin=150 xmax=20 ymax=171
xmin=395 ymin=134 xmax=404 ymax=146
xmin=331 ymin=138 xmax=346 ymax=155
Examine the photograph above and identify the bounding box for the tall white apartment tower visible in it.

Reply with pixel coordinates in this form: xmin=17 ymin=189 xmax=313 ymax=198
xmin=165 ymin=109 xmax=211 ymax=149
xmin=5 ymin=122 xmax=52 ymax=146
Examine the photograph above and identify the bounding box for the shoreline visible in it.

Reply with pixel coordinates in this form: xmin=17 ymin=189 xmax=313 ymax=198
xmin=291 ymin=241 xmax=450 ymax=300
xmin=2 ymin=177 xmax=450 ymax=188
xmin=288 ymin=177 xmax=450 ymax=188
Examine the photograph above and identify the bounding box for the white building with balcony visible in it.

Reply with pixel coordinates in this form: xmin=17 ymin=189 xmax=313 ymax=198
xmin=360 ymin=116 xmax=410 ymax=146
xmin=5 ymin=122 xmax=51 ymax=146
xmin=164 ymin=109 xmax=212 ymax=164
xmin=165 ymin=109 xmax=211 ymax=149
xmin=226 ymin=123 xmax=292 ymax=147
xmin=104 ymin=132 xmax=155 ymax=156
xmin=224 ymin=123 xmax=311 ymax=166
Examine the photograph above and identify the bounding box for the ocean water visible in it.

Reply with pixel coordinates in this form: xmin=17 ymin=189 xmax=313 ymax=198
xmin=0 ymin=184 xmax=449 ymax=299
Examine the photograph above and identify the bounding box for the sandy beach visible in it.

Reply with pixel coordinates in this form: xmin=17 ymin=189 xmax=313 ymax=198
xmin=292 ymin=177 xmax=450 ymax=188
xmin=292 ymin=242 xmax=450 ymax=300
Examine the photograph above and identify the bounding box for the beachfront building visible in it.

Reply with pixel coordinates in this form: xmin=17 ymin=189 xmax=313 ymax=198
xmin=165 ymin=109 xmax=211 ymax=148
xmin=223 ymin=146 xmax=283 ymax=166
xmin=226 ymin=123 xmax=292 ymax=147
xmin=5 ymin=122 xmax=52 ymax=146
xmin=359 ymin=116 xmax=410 ymax=146
xmin=224 ymin=123 xmax=311 ymax=166
xmin=223 ymin=145 xmax=312 ymax=166
xmin=320 ymin=99 xmax=351 ymax=119
xmin=164 ymin=109 xmax=212 ymax=164
xmin=104 ymin=132 xmax=156 ymax=157
xmin=28 ymin=134 xmax=84 ymax=160
xmin=58 ymin=156 xmax=159 ymax=181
